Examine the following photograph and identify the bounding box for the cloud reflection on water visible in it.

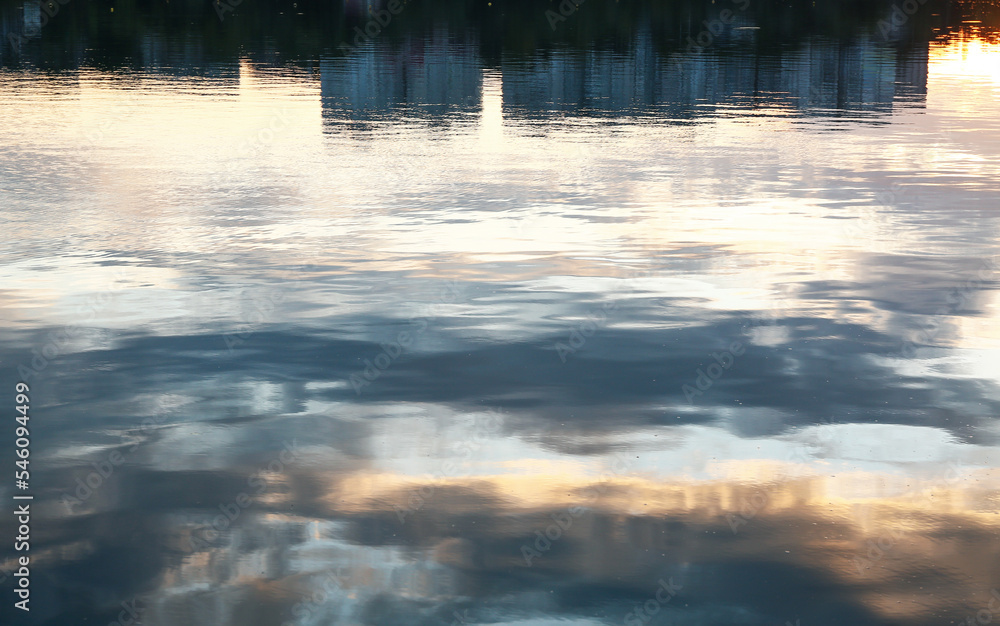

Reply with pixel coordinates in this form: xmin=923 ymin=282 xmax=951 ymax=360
xmin=1 ymin=9 xmax=1000 ymax=626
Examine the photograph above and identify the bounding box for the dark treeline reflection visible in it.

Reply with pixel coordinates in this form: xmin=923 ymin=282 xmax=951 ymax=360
xmin=0 ymin=0 xmax=981 ymax=70
xmin=3 ymin=0 xmax=988 ymax=123
xmin=0 ymin=0 xmax=970 ymax=122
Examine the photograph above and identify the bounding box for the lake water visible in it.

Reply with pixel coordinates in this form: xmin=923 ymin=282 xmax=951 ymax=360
xmin=2 ymin=0 xmax=1000 ymax=624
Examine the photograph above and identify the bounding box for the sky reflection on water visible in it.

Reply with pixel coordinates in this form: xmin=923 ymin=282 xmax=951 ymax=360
xmin=1 ymin=2 xmax=1000 ymax=625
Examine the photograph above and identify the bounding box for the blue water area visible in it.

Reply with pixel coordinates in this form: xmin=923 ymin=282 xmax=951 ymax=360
xmin=1 ymin=0 xmax=1000 ymax=624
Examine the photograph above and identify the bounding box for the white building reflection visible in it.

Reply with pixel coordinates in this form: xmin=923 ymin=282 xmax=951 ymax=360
xmin=321 ymin=29 xmax=483 ymax=121
xmin=318 ymin=30 xmax=930 ymax=123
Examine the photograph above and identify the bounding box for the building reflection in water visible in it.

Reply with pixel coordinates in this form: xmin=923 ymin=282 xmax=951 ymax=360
xmin=319 ymin=32 xmax=930 ymax=124
xmin=321 ymin=30 xmax=483 ymax=123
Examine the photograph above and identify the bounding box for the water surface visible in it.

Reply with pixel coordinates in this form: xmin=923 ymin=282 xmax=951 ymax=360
xmin=1 ymin=1 xmax=1000 ymax=625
